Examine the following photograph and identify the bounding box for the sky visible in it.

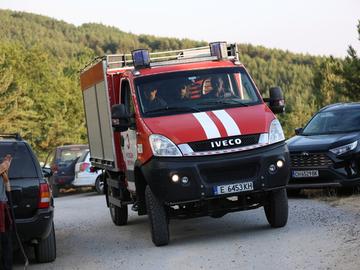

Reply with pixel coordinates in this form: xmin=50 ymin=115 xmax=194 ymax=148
xmin=0 ymin=0 xmax=359 ymax=57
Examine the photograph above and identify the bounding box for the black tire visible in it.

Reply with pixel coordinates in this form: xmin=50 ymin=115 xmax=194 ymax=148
xmin=264 ymin=188 xmax=288 ymax=228
xmin=35 ymin=222 xmax=57 ymax=263
xmin=145 ymin=185 xmax=169 ymax=246
xmin=108 ymin=187 xmax=128 ymax=226
xmin=95 ymin=176 xmax=104 ymax=194
xmin=51 ymin=184 xmax=59 ymax=198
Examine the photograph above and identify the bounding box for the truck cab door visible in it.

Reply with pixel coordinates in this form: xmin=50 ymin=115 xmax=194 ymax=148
xmin=120 ymin=80 xmax=137 ymax=192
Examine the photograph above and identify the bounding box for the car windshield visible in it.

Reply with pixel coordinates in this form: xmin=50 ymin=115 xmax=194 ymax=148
xmin=0 ymin=143 xmax=38 ymax=178
xmin=135 ymin=67 xmax=261 ymax=117
xmin=302 ymin=109 xmax=360 ymax=135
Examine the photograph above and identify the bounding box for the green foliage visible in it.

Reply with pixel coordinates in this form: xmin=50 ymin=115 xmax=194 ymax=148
xmin=340 ymin=21 xmax=360 ymax=100
xmin=0 ymin=9 xmax=358 ymax=159
xmin=0 ymin=42 xmax=88 ymax=159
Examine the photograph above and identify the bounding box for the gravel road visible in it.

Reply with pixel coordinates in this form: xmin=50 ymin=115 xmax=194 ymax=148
xmin=14 ymin=192 xmax=360 ymax=270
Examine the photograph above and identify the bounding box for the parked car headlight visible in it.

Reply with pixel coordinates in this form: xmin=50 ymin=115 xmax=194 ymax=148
xmin=149 ymin=134 xmax=182 ymax=157
xmin=329 ymin=141 xmax=358 ymax=156
xmin=268 ymin=119 xmax=285 ymax=144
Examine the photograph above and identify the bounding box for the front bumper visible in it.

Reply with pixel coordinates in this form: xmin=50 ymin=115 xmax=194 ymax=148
xmin=141 ymin=142 xmax=290 ymax=204
xmin=288 ymin=152 xmax=360 ymax=189
xmin=16 ymin=207 xmax=54 ymax=242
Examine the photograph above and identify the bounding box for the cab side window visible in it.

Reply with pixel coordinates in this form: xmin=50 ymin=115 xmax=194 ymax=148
xmin=121 ymin=80 xmax=135 ymax=115
xmin=120 ymin=80 xmax=135 ymax=129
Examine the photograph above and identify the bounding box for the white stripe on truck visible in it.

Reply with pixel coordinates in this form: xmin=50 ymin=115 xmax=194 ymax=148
xmin=193 ymin=112 xmax=221 ymax=139
xmin=213 ymin=110 xmax=241 ymax=136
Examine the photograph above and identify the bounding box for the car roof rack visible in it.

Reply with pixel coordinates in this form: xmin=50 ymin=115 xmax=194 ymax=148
xmin=104 ymin=43 xmax=239 ymax=71
xmin=0 ymin=133 xmax=22 ymax=141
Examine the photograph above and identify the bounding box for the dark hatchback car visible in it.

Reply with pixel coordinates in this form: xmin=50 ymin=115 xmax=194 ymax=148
xmin=0 ymin=133 xmax=56 ymax=263
xmin=47 ymin=144 xmax=88 ymax=197
xmin=287 ymin=103 xmax=360 ymax=189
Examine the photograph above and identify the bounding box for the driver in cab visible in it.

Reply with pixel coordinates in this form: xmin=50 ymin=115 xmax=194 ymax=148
xmin=203 ymin=76 xmax=226 ymax=98
xmin=209 ymin=77 xmax=225 ymax=98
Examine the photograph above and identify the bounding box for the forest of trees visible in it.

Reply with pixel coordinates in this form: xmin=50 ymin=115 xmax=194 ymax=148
xmin=0 ymin=9 xmax=359 ymax=159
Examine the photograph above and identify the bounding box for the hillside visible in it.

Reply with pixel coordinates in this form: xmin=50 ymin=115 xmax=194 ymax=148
xmin=0 ymin=9 xmax=356 ymax=158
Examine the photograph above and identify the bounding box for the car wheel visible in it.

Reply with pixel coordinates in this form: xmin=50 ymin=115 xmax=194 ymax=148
xmin=95 ymin=176 xmax=104 ymax=194
xmin=51 ymin=184 xmax=59 ymax=198
xmin=264 ymin=188 xmax=288 ymax=228
xmin=145 ymin=185 xmax=169 ymax=246
xmin=108 ymin=187 xmax=128 ymax=226
xmin=34 ymin=222 xmax=57 ymax=263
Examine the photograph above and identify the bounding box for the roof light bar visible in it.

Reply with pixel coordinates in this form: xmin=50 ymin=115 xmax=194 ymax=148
xmin=209 ymin=42 xmax=228 ymax=60
xmin=131 ymin=49 xmax=150 ymax=68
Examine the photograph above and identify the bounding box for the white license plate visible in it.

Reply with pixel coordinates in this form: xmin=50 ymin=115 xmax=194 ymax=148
xmin=292 ymin=170 xmax=319 ymax=178
xmin=214 ymin=181 xmax=254 ymax=195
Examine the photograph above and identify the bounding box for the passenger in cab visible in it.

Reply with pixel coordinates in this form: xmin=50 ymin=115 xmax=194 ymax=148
xmin=144 ymin=87 xmax=167 ymax=111
xmin=178 ymin=84 xmax=190 ymax=101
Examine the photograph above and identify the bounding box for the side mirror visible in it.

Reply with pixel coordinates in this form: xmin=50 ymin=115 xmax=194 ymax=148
xmin=295 ymin=127 xmax=303 ymax=135
xmin=111 ymin=104 xmax=130 ymax=132
xmin=264 ymin=87 xmax=285 ymax=114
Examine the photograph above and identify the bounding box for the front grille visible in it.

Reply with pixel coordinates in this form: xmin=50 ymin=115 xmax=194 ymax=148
xmin=291 ymin=153 xmax=333 ymax=168
xmin=200 ymin=163 xmax=258 ymax=184
xmin=189 ymin=134 xmax=260 ymax=152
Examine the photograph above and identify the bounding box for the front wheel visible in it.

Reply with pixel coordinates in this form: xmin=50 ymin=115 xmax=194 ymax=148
xmin=264 ymin=188 xmax=288 ymax=228
xmin=145 ymin=186 xmax=169 ymax=246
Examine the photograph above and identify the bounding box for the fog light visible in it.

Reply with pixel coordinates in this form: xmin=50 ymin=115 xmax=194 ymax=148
xmin=181 ymin=176 xmax=189 ymax=184
xmin=171 ymin=174 xmax=179 ymax=182
xmin=276 ymin=160 xmax=284 ymax=168
xmin=269 ymin=164 xmax=276 ymax=173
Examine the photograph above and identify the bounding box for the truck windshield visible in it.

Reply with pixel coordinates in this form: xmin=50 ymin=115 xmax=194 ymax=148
xmin=302 ymin=109 xmax=360 ymax=135
xmin=135 ymin=67 xmax=261 ymax=117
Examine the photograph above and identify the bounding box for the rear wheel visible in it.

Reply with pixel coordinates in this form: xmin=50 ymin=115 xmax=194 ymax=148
xmin=108 ymin=187 xmax=128 ymax=226
xmin=264 ymin=188 xmax=288 ymax=228
xmin=145 ymin=185 xmax=169 ymax=246
xmin=34 ymin=222 xmax=56 ymax=263
xmin=95 ymin=175 xmax=104 ymax=194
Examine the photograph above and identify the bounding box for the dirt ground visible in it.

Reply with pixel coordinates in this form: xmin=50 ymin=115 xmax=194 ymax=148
xmin=303 ymin=188 xmax=360 ymax=212
xmin=324 ymin=194 xmax=360 ymax=212
xmin=13 ymin=189 xmax=360 ymax=270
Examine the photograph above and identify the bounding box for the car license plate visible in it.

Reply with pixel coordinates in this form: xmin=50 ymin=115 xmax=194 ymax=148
xmin=213 ymin=181 xmax=254 ymax=195
xmin=292 ymin=170 xmax=319 ymax=178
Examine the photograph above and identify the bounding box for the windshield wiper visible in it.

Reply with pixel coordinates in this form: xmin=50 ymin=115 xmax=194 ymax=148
xmin=146 ymin=106 xmax=201 ymax=115
xmin=196 ymin=99 xmax=249 ymax=107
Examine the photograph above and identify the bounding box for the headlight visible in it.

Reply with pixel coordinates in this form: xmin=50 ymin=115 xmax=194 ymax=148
xmin=268 ymin=119 xmax=285 ymax=144
xmin=329 ymin=141 xmax=358 ymax=156
xmin=149 ymin=134 xmax=182 ymax=157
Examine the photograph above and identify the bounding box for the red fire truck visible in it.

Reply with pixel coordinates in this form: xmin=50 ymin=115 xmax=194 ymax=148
xmin=80 ymin=42 xmax=290 ymax=246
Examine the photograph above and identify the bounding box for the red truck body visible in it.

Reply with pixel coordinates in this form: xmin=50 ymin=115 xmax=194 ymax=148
xmin=80 ymin=43 xmax=290 ymax=246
